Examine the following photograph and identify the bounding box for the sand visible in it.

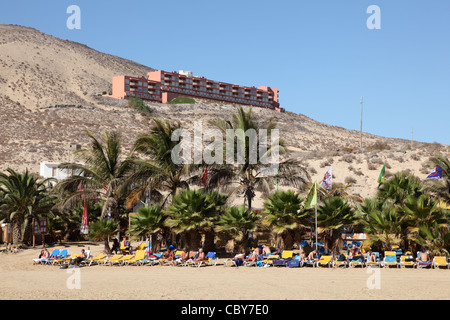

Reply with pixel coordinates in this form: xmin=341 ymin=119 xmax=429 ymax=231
xmin=0 ymin=241 xmax=449 ymax=300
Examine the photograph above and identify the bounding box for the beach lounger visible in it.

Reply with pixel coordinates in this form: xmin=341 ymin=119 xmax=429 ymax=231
xmin=273 ymin=250 xmax=294 ymax=267
xmin=332 ymin=254 xmax=348 ymax=268
xmin=134 ymin=242 xmax=146 ymax=252
xmin=168 ymin=250 xmax=185 ymax=265
xmin=124 ymin=250 xmax=147 ymax=266
xmin=182 ymin=251 xmax=199 ymax=267
xmin=317 ymin=255 xmax=333 ymax=268
xmin=110 ymin=254 xmax=134 ymax=266
xmin=244 ymin=253 xmax=264 ymax=267
xmin=382 ymin=251 xmax=399 ymax=268
xmin=260 ymin=254 xmax=280 ymax=267
xmin=432 ymin=256 xmax=449 ymax=269
xmin=34 ymin=248 xmax=59 ymax=265
xmin=365 ymin=252 xmax=381 ymax=268
xmin=50 ymin=249 xmax=69 ymax=265
xmin=286 ymin=255 xmax=301 ymax=268
xmin=224 ymin=253 xmax=247 ymax=267
xmin=349 ymin=254 xmax=366 ymax=268
xmin=157 ymin=250 xmax=181 ymax=266
xmin=81 ymin=254 xmax=107 ymax=266
xmin=415 ymin=251 xmax=432 ymax=269
xmin=102 ymin=254 xmax=123 ymax=265
xmin=195 ymin=252 xmax=219 ymax=267
xmin=301 ymin=257 xmax=317 ymax=268
xmin=55 ymin=254 xmax=79 ymax=266
xmin=399 ymin=252 xmax=416 ymax=268
xmin=138 ymin=253 xmax=162 ymax=266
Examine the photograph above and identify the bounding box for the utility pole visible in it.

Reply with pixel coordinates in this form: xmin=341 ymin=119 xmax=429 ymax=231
xmin=360 ymin=96 xmax=363 ymax=149
xmin=411 ymin=127 xmax=414 ymax=149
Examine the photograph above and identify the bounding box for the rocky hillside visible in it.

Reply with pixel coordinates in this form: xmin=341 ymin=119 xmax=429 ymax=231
xmin=0 ymin=25 xmax=448 ymax=201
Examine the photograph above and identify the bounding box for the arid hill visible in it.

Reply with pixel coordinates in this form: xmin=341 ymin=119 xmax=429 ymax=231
xmin=0 ymin=25 xmax=448 ymax=201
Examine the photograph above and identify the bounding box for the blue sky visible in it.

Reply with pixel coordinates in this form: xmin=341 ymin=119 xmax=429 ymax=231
xmin=1 ymin=1 xmax=449 ymax=144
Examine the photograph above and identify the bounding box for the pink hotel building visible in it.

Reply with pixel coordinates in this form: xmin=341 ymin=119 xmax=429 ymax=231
xmin=110 ymin=70 xmax=284 ymax=112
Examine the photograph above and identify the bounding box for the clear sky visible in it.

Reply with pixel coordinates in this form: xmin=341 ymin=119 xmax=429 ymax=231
xmin=1 ymin=1 xmax=449 ymax=144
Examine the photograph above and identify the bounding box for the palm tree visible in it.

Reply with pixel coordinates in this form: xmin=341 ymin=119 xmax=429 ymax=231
xmin=89 ymin=219 xmax=118 ymax=254
xmin=164 ymin=189 xmax=227 ymax=251
xmin=126 ymin=119 xmax=199 ymax=210
xmin=377 ymin=171 xmax=425 ymax=206
xmin=413 ymin=222 xmax=450 ymax=256
xmin=356 ymin=198 xmax=403 ymax=251
xmin=54 ymin=130 xmax=133 ymax=224
xmin=317 ymin=197 xmax=356 ymax=255
xmin=402 ymin=195 xmax=448 ymax=231
xmin=128 ymin=205 xmax=166 ymax=253
xmin=319 ymin=182 xmax=364 ymax=204
xmin=208 ymin=107 xmax=310 ymax=212
xmin=216 ymin=205 xmax=261 ymax=253
xmin=262 ymin=190 xmax=308 ymax=250
xmin=0 ymin=169 xmax=54 ymax=245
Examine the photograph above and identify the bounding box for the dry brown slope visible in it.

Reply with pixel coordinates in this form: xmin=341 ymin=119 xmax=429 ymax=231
xmin=0 ymin=24 xmax=154 ymax=110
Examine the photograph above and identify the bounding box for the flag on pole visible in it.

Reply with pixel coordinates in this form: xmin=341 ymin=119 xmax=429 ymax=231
xmin=426 ymin=166 xmax=442 ymax=180
xmin=377 ymin=164 xmax=386 ymax=184
xmin=320 ymin=166 xmax=333 ymax=191
xmin=78 ymin=182 xmax=89 ymax=235
xmin=304 ymin=181 xmax=318 ymax=209
xmin=201 ymin=167 xmax=208 ymax=187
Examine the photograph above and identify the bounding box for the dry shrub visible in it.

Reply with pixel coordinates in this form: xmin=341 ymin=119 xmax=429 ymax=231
xmin=341 ymin=147 xmax=357 ymax=153
xmin=341 ymin=154 xmax=355 ymax=163
xmin=410 ymin=153 xmax=421 ymax=161
xmin=367 ymin=140 xmax=391 ymax=152
xmin=367 ymin=160 xmax=377 ymax=170
xmin=345 ymin=176 xmax=357 ymax=184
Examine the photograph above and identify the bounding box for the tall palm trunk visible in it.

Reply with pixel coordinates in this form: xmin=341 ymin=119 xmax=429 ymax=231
xmin=12 ymin=220 xmax=22 ymax=246
xmin=203 ymin=230 xmax=216 ymax=253
xmin=183 ymin=229 xmax=201 ymax=251
xmin=238 ymin=231 xmax=250 ymax=253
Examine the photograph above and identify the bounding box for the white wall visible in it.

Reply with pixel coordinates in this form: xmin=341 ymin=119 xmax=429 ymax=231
xmin=39 ymin=162 xmax=71 ymax=181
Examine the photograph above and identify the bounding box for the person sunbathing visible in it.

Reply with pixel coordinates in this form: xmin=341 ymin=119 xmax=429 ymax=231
xmin=348 ymin=245 xmax=364 ymax=261
xmin=194 ymin=248 xmax=206 ymax=262
xmin=174 ymin=248 xmax=189 ymax=265
xmin=246 ymin=247 xmax=261 ymax=262
xmin=308 ymin=250 xmax=319 ymax=262
xmin=367 ymin=251 xmax=378 ymax=262
xmin=298 ymin=252 xmax=308 ymax=261
xmin=416 ymin=251 xmax=430 ymax=263
xmin=71 ymin=249 xmax=87 ymax=266
xmin=164 ymin=247 xmax=175 ymax=261
xmin=262 ymin=245 xmax=271 ymax=256
xmin=230 ymin=252 xmax=245 ymax=267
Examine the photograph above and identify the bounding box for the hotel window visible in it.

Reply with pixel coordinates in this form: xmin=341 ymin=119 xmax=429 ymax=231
xmin=125 ymin=79 xmax=130 ymax=84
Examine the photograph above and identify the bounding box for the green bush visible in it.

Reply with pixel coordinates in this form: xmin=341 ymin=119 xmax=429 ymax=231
xmin=128 ymin=97 xmax=153 ymax=114
xmin=168 ymin=96 xmax=195 ymax=104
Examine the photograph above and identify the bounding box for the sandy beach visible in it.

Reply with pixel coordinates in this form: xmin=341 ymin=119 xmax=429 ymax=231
xmin=0 ymin=242 xmax=449 ymax=300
